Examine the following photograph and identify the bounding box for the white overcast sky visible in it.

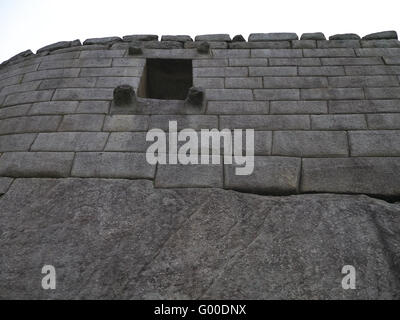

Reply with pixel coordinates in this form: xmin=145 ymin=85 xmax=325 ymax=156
xmin=1 ymin=0 xmax=400 ymax=63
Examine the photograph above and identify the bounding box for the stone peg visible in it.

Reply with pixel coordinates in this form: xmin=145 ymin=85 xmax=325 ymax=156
xmin=232 ymin=35 xmax=246 ymax=42
xmin=128 ymin=46 xmax=143 ymax=56
xmin=113 ymin=85 xmax=137 ymax=106
xmin=185 ymin=87 xmax=204 ymax=106
xmin=197 ymin=42 xmax=210 ymax=54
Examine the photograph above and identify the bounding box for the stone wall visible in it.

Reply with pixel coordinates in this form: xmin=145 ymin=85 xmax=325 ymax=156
xmin=1 ymin=32 xmax=400 ymax=198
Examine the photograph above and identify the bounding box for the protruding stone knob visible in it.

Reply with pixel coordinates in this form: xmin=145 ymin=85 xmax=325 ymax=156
xmin=113 ymin=85 xmax=136 ymax=106
xmin=185 ymin=87 xmax=204 ymax=106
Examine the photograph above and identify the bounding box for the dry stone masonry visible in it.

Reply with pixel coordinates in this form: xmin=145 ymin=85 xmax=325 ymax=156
xmin=1 ymin=31 xmax=400 ymax=197
xmin=1 ymin=31 xmax=400 ymax=300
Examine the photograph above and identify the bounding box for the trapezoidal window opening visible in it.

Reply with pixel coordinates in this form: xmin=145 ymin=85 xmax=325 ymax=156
xmin=138 ymin=58 xmax=193 ymax=100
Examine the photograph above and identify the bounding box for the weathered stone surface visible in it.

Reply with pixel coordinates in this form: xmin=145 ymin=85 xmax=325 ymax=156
xmin=104 ymin=132 xmax=149 ymax=152
xmin=367 ymin=113 xmax=400 ymax=129
xmin=195 ymin=34 xmax=231 ymax=42
xmin=29 ymin=101 xmax=78 ymax=115
xmin=349 ymin=131 xmax=400 ymax=156
xmin=123 ymin=34 xmax=158 ymax=42
xmin=161 ymin=35 xmax=193 ymax=42
xmin=58 ymin=114 xmax=105 ymax=131
xmin=0 ymin=104 xmax=31 ymax=119
xmin=232 ymin=35 xmax=246 ymax=42
xmin=31 ymin=132 xmax=109 ymax=151
xmin=0 ymin=133 xmax=37 ymax=152
xmin=249 ymin=33 xmax=298 ymax=41
xmin=3 ymin=90 xmax=54 ymax=107
xmin=329 ymin=33 xmax=360 ymax=40
xmin=230 ymin=41 xmax=291 ymax=49
xmin=329 ymin=100 xmax=400 ymax=114
xmin=156 ymin=163 xmax=223 ymax=188
xmin=301 ymin=32 xmax=326 ymax=40
xmin=83 ymin=37 xmax=122 ymax=46
xmin=37 ymin=40 xmax=81 ymax=54
xmin=0 ymin=177 xmax=13 ymax=194
xmin=0 ymin=116 xmax=61 ymax=135
xmin=270 ymin=101 xmax=327 ymax=114
xmin=273 ymin=131 xmax=349 ymax=157
xmin=292 ymin=40 xmax=316 ymax=49
xmin=311 ymin=115 xmax=367 ymax=130
xmin=0 ymin=152 xmax=74 ymax=177
xmin=207 ymin=101 xmax=269 ymax=114
xmin=150 ymin=115 xmax=218 ymax=131
xmin=1 ymin=178 xmax=400 ymax=299
xmin=71 ymin=152 xmax=155 ymax=179
xmin=103 ymin=115 xmax=149 ymax=131
xmin=362 ymin=31 xmax=398 ymax=40
xmin=220 ymin=115 xmax=310 ymax=130
xmin=302 ymin=157 xmax=400 ymax=196
xmin=225 ymin=156 xmax=301 ymax=194
xmin=318 ymin=40 xmax=360 ymax=48
xmin=361 ymin=40 xmax=400 ymax=48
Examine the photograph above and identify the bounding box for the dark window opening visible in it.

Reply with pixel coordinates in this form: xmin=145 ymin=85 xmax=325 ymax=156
xmin=138 ymin=59 xmax=193 ymax=100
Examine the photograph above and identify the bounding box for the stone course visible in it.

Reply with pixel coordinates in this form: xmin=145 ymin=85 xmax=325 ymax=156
xmin=0 ymin=31 xmax=399 ymax=196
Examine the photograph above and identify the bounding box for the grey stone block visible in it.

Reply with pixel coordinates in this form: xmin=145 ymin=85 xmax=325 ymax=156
xmin=361 ymin=40 xmax=400 ymax=48
xmin=143 ymin=41 xmax=183 ymax=49
xmin=0 ymin=75 xmax=23 ymax=89
xmin=193 ymin=77 xmax=224 ymax=89
xmin=345 ymin=65 xmax=400 ymax=75
xmin=31 ymin=132 xmax=108 ymax=151
xmin=228 ymin=58 xmax=268 ymax=66
xmin=317 ymin=40 xmax=360 ymax=48
xmin=36 ymin=40 xmax=81 ymax=54
xmin=329 ymin=100 xmax=400 ymax=114
xmin=76 ymin=101 xmax=110 ymax=114
xmin=53 ymin=88 xmax=113 ymax=101
xmin=195 ymin=34 xmax=231 ymax=42
xmin=155 ymin=163 xmax=223 ymax=188
xmin=23 ymin=68 xmax=80 ymax=82
xmin=249 ymin=33 xmax=298 ymax=41
xmin=0 ymin=116 xmax=61 ymax=135
xmin=383 ymin=56 xmax=400 ymax=64
xmin=263 ymin=76 xmax=328 ymax=88
xmin=103 ymin=115 xmax=149 ymax=131
xmin=104 ymin=132 xmax=149 ymax=152
xmin=225 ymin=77 xmax=263 ymax=88
xmin=80 ymin=50 xmax=126 ymax=59
xmin=301 ymin=157 xmax=400 ymax=196
xmin=349 ymin=130 xmax=400 ymax=156
xmin=249 ymin=66 xmax=297 ymax=76
xmin=95 ymin=77 xmax=141 ymax=88
xmin=0 ymin=133 xmax=37 ymax=152
xmin=269 ymin=58 xmax=321 ymax=66
xmin=225 ymin=156 xmax=301 ymax=194
xmin=0 ymin=63 xmax=38 ymax=82
xmin=161 ymin=35 xmax=193 ymax=42
xmin=291 ymin=40 xmax=316 ymax=49
xmin=3 ymin=90 xmax=54 ymax=107
xmin=273 ymin=131 xmax=348 ymax=157
xmin=193 ymin=59 xmax=228 ymax=67
xmin=311 ymin=115 xmax=367 ymax=130
xmin=123 ymin=34 xmax=158 ymax=42
xmin=0 ymin=81 xmax=42 ymax=97
xmin=185 ymin=41 xmax=227 ymax=49
xmin=254 ymin=89 xmax=300 ymax=100
xmin=355 ymin=48 xmax=400 ymax=57
xmin=0 ymin=104 xmax=31 ymax=119
xmin=83 ymin=37 xmax=122 ymax=45
xmin=251 ymin=49 xmax=302 ymax=58
xmin=220 ymin=115 xmax=310 ymax=130
xmin=321 ymin=57 xmax=383 ymax=65
xmin=328 ymin=76 xmax=398 ymax=88
xmin=80 ymin=67 xmax=142 ymax=77
xmin=58 ymin=114 xmax=105 ymax=131
xmin=365 ymin=87 xmax=400 ymax=99
xmin=39 ymin=78 xmax=97 ymax=90
xmin=329 ymin=34 xmax=360 ymax=40
xmin=0 ymin=152 xmax=74 ymax=178
xmin=150 ymin=115 xmax=218 ymax=131
xmin=301 ymin=33 xmax=326 ymax=40
xmin=112 ymin=58 xmax=146 ymax=67
xmin=301 ymin=88 xmax=364 ymax=100
xmin=29 ymin=101 xmax=79 ymax=115
xmin=206 ymin=89 xmax=253 ymax=101
xmin=362 ymin=31 xmax=398 ymax=40
xmin=193 ymin=67 xmax=248 ymax=77
xmin=298 ymin=66 xmax=345 ymax=76
xmin=71 ymin=152 xmax=155 ymax=179
xmin=229 ymin=41 xmax=291 ymax=49
xmin=207 ymin=101 xmax=269 ymax=114
xmin=270 ymin=101 xmax=327 ymax=114
xmin=367 ymin=114 xmax=400 ymax=129
xmin=0 ymin=177 xmax=13 ymax=194
xmin=38 ymin=58 xmax=112 ymax=70
xmin=303 ymin=49 xmax=356 ymax=57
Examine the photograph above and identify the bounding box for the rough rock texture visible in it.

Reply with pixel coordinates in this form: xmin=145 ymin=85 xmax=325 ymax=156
xmin=0 ymin=178 xmax=399 ymax=300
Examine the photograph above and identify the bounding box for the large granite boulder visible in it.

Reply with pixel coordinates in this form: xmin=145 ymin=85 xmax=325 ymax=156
xmin=0 ymin=178 xmax=399 ymax=299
